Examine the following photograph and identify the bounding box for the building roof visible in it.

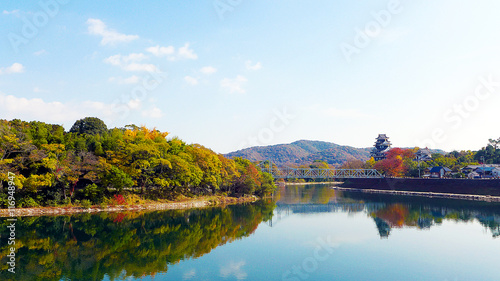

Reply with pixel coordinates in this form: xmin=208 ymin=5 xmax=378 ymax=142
xmin=416 ymin=148 xmax=431 ymax=155
xmin=476 ymin=167 xmax=500 ymax=172
xmin=430 ymin=166 xmax=452 ymax=173
xmin=462 ymin=164 xmax=500 ymax=170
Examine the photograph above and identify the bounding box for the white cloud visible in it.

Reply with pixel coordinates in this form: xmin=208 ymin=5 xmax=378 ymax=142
xmin=146 ymin=43 xmax=197 ymax=60
xmin=245 ymin=60 xmax=262 ymax=71
xmin=3 ymin=10 xmax=19 ymax=15
xmin=104 ymin=53 xmax=158 ymax=72
xmin=146 ymin=45 xmax=175 ymax=57
xmin=86 ymin=18 xmax=139 ymax=46
xmin=127 ymin=99 xmax=141 ymax=109
xmin=183 ymin=269 xmax=196 ymax=280
xmin=220 ymin=261 xmax=247 ymax=280
xmin=108 ymin=75 xmax=140 ymax=84
xmin=200 ymin=66 xmax=217 ymax=75
xmin=142 ymin=106 xmax=163 ymax=118
xmin=221 ymin=75 xmax=247 ymax=94
xmin=0 ymin=92 xmax=115 ymax=125
xmin=184 ymin=76 xmax=198 ymax=85
xmin=0 ymin=63 xmax=25 ymax=75
xmin=178 ymin=43 xmax=198 ymax=60
xmin=33 ymin=49 xmax=47 ymax=56
xmin=104 ymin=54 xmax=122 ymax=66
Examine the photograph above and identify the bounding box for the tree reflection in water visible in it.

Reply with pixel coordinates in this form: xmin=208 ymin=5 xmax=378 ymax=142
xmin=0 ymin=200 xmax=275 ymax=281
xmin=274 ymin=184 xmax=500 ymax=239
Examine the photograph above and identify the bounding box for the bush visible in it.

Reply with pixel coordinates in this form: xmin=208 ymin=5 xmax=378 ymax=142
xmin=20 ymin=197 xmax=39 ymax=208
xmin=0 ymin=193 xmax=8 ymax=208
xmin=82 ymin=184 xmax=102 ymax=203
xmin=81 ymin=199 xmax=92 ymax=208
xmin=62 ymin=198 xmax=72 ymax=206
xmin=113 ymin=194 xmax=127 ymax=205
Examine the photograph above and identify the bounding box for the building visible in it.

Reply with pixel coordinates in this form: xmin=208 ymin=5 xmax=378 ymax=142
xmin=475 ymin=167 xmax=500 ymax=178
xmin=371 ymin=134 xmax=391 ymax=161
xmin=429 ymin=166 xmax=452 ymax=178
xmin=461 ymin=164 xmax=500 ymax=178
xmin=415 ymin=148 xmax=432 ymax=162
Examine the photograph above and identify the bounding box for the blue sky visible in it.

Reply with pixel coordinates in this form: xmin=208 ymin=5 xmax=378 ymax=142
xmin=2 ymin=0 xmax=500 ymax=154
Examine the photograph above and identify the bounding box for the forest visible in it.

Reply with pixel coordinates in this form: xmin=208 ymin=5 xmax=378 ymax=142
xmin=0 ymin=117 xmax=276 ymax=208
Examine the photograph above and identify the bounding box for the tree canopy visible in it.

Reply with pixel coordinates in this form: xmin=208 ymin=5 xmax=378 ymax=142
xmin=0 ymin=118 xmax=276 ymax=207
xmin=69 ymin=117 xmax=108 ymax=135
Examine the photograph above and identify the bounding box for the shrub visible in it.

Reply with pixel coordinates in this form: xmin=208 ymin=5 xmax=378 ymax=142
xmin=113 ymin=194 xmax=126 ymax=205
xmin=82 ymin=184 xmax=102 ymax=203
xmin=81 ymin=199 xmax=92 ymax=208
xmin=20 ymin=197 xmax=39 ymax=208
xmin=62 ymin=198 xmax=72 ymax=206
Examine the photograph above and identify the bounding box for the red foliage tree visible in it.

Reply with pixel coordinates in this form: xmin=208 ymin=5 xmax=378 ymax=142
xmin=374 ymin=148 xmax=415 ymax=177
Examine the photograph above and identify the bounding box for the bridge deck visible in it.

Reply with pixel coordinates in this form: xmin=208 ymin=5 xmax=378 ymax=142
xmin=258 ymin=162 xmax=383 ymax=179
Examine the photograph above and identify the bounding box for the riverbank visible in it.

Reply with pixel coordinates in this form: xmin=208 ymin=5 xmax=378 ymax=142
xmin=0 ymin=195 xmax=259 ymax=217
xmin=283 ymin=181 xmax=343 ymax=186
xmin=333 ymin=186 xmax=500 ymax=202
xmin=340 ymin=178 xmax=500 ymax=200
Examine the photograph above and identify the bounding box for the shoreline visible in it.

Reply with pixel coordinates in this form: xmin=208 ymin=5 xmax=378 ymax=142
xmin=283 ymin=181 xmax=343 ymax=186
xmin=333 ymin=186 xmax=500 ymax=202
xmin=0 ymin=195 xmax=259 ymax=218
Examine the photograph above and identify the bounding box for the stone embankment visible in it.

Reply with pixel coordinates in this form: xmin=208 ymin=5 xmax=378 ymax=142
xmin=339 ymin=178 xmax=500 ymax=201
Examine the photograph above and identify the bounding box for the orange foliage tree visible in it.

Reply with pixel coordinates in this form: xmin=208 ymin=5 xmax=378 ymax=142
xmin=374 ymin=148 xmax=416 ymax=177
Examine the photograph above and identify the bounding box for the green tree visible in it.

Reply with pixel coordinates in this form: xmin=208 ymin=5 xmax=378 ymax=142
xmin=100 ymin=165 xmax=133 ymax=193
xmin=69 ymin=117 xmax=108 ymax=135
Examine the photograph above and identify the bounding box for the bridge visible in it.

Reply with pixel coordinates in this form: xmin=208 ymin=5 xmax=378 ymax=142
xmin=257 ymin=161 xmax=383 ymax=179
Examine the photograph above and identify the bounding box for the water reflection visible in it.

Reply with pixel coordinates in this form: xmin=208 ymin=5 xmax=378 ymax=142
xmin=2 ymin=185 xmax=500 ymax=280
xmin=0 ymin=200 xmax=275 ymax=281
xmin=274 ymin=184 xmax=500 ymax=239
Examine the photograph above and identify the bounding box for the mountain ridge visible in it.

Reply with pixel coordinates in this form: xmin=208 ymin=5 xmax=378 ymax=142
xmin=224 ymin=140 xmax=447 ymax=167
xmin=225 ymin=140 xmax=372 ymax=167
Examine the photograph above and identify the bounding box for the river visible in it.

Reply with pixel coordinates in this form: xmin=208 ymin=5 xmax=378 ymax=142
xmin=2 ymin=184 xmax=500 ymax=280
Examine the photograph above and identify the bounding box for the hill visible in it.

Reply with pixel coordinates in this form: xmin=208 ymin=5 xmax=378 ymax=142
xmin=225 ymin=140 xmax=372 ymax=167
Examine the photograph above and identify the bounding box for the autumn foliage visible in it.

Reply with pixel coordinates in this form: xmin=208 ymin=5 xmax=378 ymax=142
xmin=0 ymin=118 xmax=276 ymax=207
xmin=373 ymin=148 xmax=416 ymax=177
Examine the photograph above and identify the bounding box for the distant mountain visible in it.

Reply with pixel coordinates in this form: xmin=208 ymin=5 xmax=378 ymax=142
xmin=225 ymin=140 xmax=372 ymax=167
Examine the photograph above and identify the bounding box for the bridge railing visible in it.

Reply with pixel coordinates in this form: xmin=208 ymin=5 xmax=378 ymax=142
xmin=258 ymin=161 xmax=383 ymax=179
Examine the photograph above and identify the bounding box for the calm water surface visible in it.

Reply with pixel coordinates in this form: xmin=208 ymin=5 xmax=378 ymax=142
xmin=2 ymin=184 xmax=500 ymax=280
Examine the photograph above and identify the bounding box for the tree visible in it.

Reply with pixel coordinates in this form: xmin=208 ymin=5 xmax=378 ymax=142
xmin=364 ymin=157 xmax=376 ymax=169
xmin=186 ymin=144 xmax=223 ymax=194
xmin=100 ymin=165 xmax=134 ymax=193
xmin=340 ymin=159 xmax=364 ymax=169
xmin=310 ymin=160 xmax=329 ymax=169
xmin=70 ymin=117 xmax=108 ymax=135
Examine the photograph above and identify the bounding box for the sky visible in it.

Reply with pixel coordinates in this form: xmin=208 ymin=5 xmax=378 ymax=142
xmin=2 ymin=0 xmax=500 ymax=154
